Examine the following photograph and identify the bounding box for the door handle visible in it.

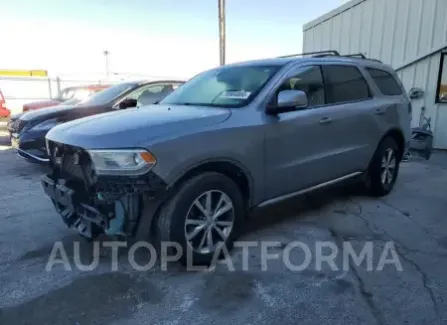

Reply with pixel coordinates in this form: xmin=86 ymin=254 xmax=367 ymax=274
xmin=374 ymin=108 xmax=386 ymax=115
xmin=319 ymin=117 xmax=333 ymax=124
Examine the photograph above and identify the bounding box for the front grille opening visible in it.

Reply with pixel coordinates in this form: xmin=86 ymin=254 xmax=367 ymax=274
xmin=48 ymin=140 xmax=94 ymax=184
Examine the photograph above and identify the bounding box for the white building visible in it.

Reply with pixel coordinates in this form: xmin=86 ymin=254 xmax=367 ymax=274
xmin=303 ymin=0 xmax=447 ymax=149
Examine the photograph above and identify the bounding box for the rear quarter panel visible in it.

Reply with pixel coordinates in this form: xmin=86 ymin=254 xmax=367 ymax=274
xmin=370 ymin=95 xmax=411 ymax=154
xmin=360 ymin=63 xmax=411 ymax=156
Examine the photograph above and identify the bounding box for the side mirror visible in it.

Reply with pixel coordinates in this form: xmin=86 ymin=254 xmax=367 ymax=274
xmin=267 ymin=90 xmax=308 ymax=115
xmin=118 ymin=98 xmax=138 ymax=109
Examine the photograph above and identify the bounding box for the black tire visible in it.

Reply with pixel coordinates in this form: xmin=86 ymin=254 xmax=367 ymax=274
xmin=365 ymin=137 xmax=400 ymax=197
xmin=157 ymin=172 xmax=245 ymax=266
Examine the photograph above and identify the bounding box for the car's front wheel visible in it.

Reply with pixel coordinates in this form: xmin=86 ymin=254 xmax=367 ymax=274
xmin=157 ymin=172 xmax=245 ymax=266
xmin=365 ymin=136 xmax=400 ymax=197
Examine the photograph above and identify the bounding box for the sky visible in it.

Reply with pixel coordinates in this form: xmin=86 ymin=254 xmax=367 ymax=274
xmin=0 ymin=0 xmax=345 ymax=79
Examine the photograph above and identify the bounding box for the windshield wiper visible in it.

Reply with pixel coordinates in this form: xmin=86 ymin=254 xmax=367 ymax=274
xmin=174 ymin=102 xmax=195 ymax=106
xmin=172 ymin=102 xmax=223 ymax=107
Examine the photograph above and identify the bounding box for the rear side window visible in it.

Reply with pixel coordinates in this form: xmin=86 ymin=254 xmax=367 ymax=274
xmin=322 ymin=65 xmax=371 ymax=104
xmin=367 ymin=68 xmax=403 ymax=96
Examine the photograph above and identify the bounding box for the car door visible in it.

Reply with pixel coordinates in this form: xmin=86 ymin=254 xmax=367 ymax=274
xmin=264 ymin=64 xmax=345 ymax=199
xmin=319 ymin=64 xmax=378 ymax=174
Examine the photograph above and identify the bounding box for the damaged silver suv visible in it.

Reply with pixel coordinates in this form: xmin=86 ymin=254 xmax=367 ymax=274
xmin=42 ymin=51 xmax=411 ymax=264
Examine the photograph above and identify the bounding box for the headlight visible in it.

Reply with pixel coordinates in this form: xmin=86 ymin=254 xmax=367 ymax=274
xmin=30 ymin=118 xmax=60 ymax=131
xmin=87 ymin=149 xmax=156 ymax=176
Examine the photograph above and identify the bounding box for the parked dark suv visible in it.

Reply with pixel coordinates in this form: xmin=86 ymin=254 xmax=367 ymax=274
xmin=41 ymin=51 xmax=411 ymax=264
xmin=8 ymin=80 xmax=183 ymax=163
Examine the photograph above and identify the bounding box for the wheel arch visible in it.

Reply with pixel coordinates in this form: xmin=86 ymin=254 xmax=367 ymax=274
xmin=380 ymin=128 xmax=406 ymax=161
xmin=167 ymin=158 xmax=254 ymax=209
xmin=137 ymin=158 xmax=254 ymax=240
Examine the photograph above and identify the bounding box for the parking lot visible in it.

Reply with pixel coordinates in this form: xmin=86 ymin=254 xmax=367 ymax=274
xmin=0 ymin=131 xmax=446 ymax=325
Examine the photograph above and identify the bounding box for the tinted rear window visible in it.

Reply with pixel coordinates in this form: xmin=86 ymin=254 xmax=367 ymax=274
xmin=367 ymin=68 xmax=403 ymax=96
xmin=322 ymin=65 xmax=371 ymax=104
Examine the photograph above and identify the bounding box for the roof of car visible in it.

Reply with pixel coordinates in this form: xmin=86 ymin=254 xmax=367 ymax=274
xmin=63 ymin=84 xmax=109 ymax=90
xmin=223 ymin=57 xmax=295 ymax=68
xmin=134 ymin=80 xmax=186 ymax=86
xmin=223 ymin=54 xmax=392 ymax=71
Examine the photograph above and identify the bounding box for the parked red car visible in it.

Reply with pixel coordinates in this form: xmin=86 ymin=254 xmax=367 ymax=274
xmin=22 ymin=84 xmax=110 ymax=112
xmin=0 ymin=89 xmax=10 ymax=118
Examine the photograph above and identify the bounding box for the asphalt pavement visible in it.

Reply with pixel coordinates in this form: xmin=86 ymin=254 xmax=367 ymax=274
xmin=0 ymin=133 xmax=446 ymax=325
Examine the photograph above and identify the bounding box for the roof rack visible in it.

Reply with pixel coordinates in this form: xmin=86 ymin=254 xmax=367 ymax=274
xmin=278 ymin=50 xmax=340 ymax=58
xmin=344 ymin=53 xmax=382 ymax=62
xmin=279 ymin=50 xmax=382 ymax=63
xmin=344 ymin=53 xmax=367 ymax=59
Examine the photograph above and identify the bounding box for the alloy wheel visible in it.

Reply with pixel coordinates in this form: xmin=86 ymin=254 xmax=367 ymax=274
xmin=380 ymin=148 xmax=397 ymax=185
xmin=184 ymin=190 xmax=235 ymax=254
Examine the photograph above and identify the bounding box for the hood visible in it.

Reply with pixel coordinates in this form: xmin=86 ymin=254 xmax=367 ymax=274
xmin=19 ymin=103 xmax=102 ymax=122
xmin=23 ymin=99 xmax=61 ymax=110
xmin=46 ymin=104 xmax=231 ymax=148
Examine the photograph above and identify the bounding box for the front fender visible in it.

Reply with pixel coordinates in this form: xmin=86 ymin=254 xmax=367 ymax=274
xmin=148 ymin=128 xmax=265 ymax=207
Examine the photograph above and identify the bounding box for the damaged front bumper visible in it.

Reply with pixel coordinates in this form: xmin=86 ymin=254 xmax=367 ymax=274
xmin=41 ymin=172 xmax=167 ymax=239
xmin=42 ymin=175 xmax=106 ymax=238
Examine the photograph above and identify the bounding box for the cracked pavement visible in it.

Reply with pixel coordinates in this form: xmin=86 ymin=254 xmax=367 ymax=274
xmin=0 ymin=133 xmax=446 ymax=325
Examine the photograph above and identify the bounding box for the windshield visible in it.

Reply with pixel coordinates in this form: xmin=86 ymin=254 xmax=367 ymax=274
xmin=79 ymin=83 xmax=135 ymax=106
xmin=62 ymin=89 xmax=94 ymax=105
xmin=160 ymin=65 xmax=281 ymax=108
xmin=58 ymin=88 xmax=77 ymax=101
xmin=61 ymin=98 xmax=81 ymax=105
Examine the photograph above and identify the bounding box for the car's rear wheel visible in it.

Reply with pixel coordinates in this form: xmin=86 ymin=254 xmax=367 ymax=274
xmin=365 ymin=137 xmax=400 ymax=197
xmin=157 ymin=172 xmax=245 ymax=266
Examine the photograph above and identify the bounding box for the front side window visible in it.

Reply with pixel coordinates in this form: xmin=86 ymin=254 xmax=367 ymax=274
xmin=63 ymin=89 xmax=103 ymax=105
xmin=322 ymin=65 xmax=371 ymax=104
xmin=160 ymin=65 xmax=281 ymax=108
xmin=437 ymin=53 xmax=447 ymax=103
xmin=275 ymin=65 xmax=325 ymax=107
xmin=367 ymin=68 xmax=403 ymax=96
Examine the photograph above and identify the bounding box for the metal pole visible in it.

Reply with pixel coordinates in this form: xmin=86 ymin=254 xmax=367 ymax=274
xmin=56 ymin=76 xmax=61 ymax=98
xmin=103 ymin=50 xmax=109 ymax=78
xmin=218 ymin=0 xmax=226 ymax=66
xmin=47 ymin=77 xmax=52 ymax=99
